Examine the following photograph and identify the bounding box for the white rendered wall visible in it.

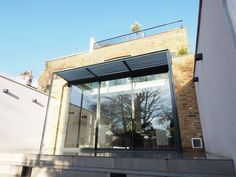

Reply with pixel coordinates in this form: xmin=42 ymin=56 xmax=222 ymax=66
xmin=195 ymin=0 xmax=236 ymax=165
xmin=0 ymin=76 xmax=48 ymax=154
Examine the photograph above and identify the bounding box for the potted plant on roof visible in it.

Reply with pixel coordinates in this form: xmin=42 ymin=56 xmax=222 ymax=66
xmin=130 ymin=21 xmax=142 ymax=39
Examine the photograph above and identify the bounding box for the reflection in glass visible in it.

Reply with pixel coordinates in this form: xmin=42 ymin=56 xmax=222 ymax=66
xmin=64 ymin=83 xmax=98 ymax=149
xmin=133 ymin=73 xmax=175 ymax=149
xmin=99 ymin=78 xmax=132 ymax=149
xmin=64 ymin=73 xmax=177 ymax=152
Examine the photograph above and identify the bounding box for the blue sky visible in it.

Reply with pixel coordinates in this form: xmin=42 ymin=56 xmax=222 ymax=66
xmin=0 ymin=0 xmax=199 ymax=80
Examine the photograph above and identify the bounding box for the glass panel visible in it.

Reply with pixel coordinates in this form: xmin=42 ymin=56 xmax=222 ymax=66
xmin=64 ymin=72 xmax=178 ymax=152
xmin=99 ymin=78 xmax=132 ymax=149
xmin=64 ymin=83 xmax=98 ymax=149
xmin=132 ymin=73 xmax=176 ymax=150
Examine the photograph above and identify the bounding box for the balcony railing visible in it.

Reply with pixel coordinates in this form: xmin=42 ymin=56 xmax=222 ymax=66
xmin=94 ymin=20 xmax=183 ymax=49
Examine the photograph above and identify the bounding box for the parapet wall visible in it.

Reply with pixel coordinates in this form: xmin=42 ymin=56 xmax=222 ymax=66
xmin=38 ymin=28 xmax=189 ymax=93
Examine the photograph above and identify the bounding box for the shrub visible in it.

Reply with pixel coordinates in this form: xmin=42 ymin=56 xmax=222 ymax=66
xmin=177 ymin=47 xmax=188 ymax=56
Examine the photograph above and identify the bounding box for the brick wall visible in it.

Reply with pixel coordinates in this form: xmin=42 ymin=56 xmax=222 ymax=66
xmin=38 ymin=28 xmax=189 ymax=92
xmin=172 ymin=55 xmax=203 ymax=152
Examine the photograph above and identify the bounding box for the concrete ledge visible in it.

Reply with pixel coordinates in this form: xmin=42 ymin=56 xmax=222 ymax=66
xmin=115 ymin=157 xmax=167 ymax=172
xmin=168 ymin=159 xmax=235 ymax=175
xmin=3 ymin=154 xmax=234 ymax=177
xmin=31 ymin=155 xmax=234 ymax=176
xmin=58 ymin=170 xmax=106 ymax=177
xmin=31 ymin=166 xmax=236 ymax=177
xmin=73 ymin=156 xmax=115 ymax=168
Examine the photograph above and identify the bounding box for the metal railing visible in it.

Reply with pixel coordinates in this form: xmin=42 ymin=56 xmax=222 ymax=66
xmin=94 ymin=20 xmax=183 ymax=49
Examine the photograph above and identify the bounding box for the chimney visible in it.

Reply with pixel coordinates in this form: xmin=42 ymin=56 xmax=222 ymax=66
xmin=89 ymin=37 xmax=96 ymax=52
xmin=19 ymin=70 xmax=33 ymax=86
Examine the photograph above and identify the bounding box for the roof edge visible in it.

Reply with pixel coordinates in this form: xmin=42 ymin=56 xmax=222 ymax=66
xmin=0 ymin=75 xmax=48 ymax=96
xmin=46 ymin=51 xmax=89 ymax=63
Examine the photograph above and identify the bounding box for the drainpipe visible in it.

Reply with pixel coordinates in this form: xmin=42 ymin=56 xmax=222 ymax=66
xmin=38 ymin=73 xmax=55 ymax=160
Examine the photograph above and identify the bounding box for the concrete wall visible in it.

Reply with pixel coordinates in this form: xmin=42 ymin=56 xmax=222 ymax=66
xmin=195 ymin=0 xmax=236 ymax=165
xmin=0 ymin=76 xmax=48 ymax=154
xmin=40 ymin=28 xmax=203 ymax=154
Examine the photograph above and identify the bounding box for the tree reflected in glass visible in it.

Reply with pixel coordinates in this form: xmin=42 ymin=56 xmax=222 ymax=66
xmin=64 ymin=73 xmax=177 ymax=152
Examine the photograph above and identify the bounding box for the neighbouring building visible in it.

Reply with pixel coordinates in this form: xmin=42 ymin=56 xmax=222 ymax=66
xmin=0 ymin=74 xmax=48 ymax=154
xmin=194 ymin=0 xmax=236 ymax=168
xmin=38 ymin=22 xmax=204 ymax=155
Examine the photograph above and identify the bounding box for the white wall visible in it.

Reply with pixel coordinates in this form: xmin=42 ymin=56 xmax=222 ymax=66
xmin=195 ymin=0 xmax=236 ymax=165
xmin=0 ymin=76 xmax=48 ymax=154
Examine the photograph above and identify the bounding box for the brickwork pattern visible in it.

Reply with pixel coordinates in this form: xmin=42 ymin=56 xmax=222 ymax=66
xmin=38 ymin=28 xmax=189 ymax=92
xmin=172 ymin=55 xmax=203 ymax=152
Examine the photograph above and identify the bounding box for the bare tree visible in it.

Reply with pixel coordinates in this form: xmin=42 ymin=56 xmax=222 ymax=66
xmin=134 ymin=89 xmax=161 ymax=132
xmin=101 ymin=94 xmax=132 ymax=134
xmin=101 ymin=89 xmax=162 ymax=133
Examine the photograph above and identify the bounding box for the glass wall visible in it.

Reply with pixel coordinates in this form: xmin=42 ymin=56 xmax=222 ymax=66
xmin=64 ymin=83 xmax=98 ymax=149
xmin=99 ymin=78 xmax=132 ymax=149
xmin=64 ymin=72 xmax=177 ymax=152
xmin=132 ymin=73 xmax=175 ymax=150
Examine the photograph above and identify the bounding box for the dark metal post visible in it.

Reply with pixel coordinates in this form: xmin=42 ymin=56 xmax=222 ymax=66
xmin=131 ymin=78 xmax=135 ymax=151
xmin=167 ymin=51 xmax=182 ymax=152
xmin=94 ymin=82 xmax=101 ymax=156
xmin=39 ymin=73 xmax=55 ymax=157
xmin=76 ymin=90 xmax=84 ymax=151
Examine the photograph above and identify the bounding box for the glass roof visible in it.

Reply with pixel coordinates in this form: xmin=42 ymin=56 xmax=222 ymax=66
xmin=56 ymin=50 xmax=169 ymax=83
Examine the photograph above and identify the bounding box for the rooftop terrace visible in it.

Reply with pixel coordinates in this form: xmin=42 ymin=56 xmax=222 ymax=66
xmin=93 ymin=20 xmax=183 ymax=49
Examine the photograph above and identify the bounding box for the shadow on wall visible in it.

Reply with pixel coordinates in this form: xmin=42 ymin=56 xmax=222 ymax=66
xmin=4 ymin=91 xmax=20 ymax=100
